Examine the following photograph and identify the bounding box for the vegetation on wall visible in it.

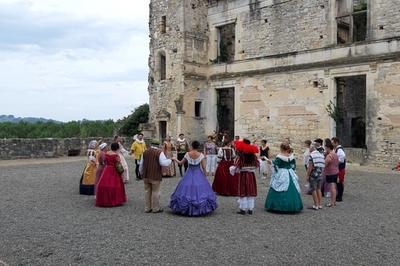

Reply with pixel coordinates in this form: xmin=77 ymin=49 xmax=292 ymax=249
xmin=325 ymin=100 xmax=341 ymax=122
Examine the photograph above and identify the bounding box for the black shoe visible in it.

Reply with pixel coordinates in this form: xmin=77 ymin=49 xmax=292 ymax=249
xmin=237 ymin=210 xmax=246 ymax=215
xmin=247 ymin=210 xmax=253 ymax=215
xmin=336 ymin=198 xmax=343 ymax=202
xmin=152 ymin=209 xmax=164 ymax=213
xmin=144 ymin=209 xmax=152 ymax=213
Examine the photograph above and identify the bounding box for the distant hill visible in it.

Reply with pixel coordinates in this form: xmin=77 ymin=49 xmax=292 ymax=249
xmin=0 ymin=115 xmax=62 ymax=124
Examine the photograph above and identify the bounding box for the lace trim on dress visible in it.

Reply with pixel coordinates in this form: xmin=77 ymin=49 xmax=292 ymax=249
xmin=184 ymin=153 xmax=204 ymax=165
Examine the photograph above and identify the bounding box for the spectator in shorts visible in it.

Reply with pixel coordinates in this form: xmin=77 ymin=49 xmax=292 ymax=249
xmin=306 ymin=143 xmax=325 ymax=210
xmin=324 ymin=139 xmax=339 ymax=207
xmin=314 ymin=138 xmax=327 ymax=196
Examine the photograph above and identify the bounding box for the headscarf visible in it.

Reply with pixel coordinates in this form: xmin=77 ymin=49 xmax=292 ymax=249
xmin=99 ymin=143 xmax=107 ymax=150
xmin=88 ymin=140 xmax=98 ymax=150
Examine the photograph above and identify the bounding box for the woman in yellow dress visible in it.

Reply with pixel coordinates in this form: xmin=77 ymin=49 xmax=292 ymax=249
xmin=79 ymin=140 xmax=98 ymax=195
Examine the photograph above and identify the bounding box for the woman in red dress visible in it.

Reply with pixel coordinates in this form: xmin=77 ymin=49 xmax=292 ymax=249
xmin=96 ymin=143 xmax=127 ymax=207
xmin=212 ymin=140 xmax=238 ymax=196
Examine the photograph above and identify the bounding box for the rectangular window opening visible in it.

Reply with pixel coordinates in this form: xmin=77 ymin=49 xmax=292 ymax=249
xmin=195 ymin=101 xmax=202 ymax=117
xmin=336 ymin=0 xmax=368 ymax=44
xmin=216 ymin=23 xmax=235 ymax=63
xmin=161 ymin=16 xmax=166 ymax=34
xmin=160 ymin=54 xmax=166 ymax=81
xmin=353 ymin=11 xmax=367 ymax=42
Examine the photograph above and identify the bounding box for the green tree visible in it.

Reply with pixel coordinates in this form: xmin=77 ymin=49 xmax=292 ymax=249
xmin=118 ymin=104 xmax=149 ymax=136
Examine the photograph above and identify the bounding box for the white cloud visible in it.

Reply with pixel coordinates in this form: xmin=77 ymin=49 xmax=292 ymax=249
xmin=0 ymin=0 xmax=150 ymax=121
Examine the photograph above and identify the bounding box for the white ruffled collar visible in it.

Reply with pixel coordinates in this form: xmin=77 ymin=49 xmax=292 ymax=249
xmin=177 ymin=137 xmax=186 ymax=142
xmin=135 ymin=139 xmax=145 ymax=144
xmin=277 ymin=153 xmax=295 ymax=162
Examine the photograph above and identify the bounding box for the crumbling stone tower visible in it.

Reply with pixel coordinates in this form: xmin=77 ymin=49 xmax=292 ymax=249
xmin=148 ymin=0 xmax=209 ymax=142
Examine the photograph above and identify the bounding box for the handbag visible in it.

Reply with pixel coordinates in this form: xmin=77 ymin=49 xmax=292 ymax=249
xmin=115 ymin=162 xmax=125 ymax=174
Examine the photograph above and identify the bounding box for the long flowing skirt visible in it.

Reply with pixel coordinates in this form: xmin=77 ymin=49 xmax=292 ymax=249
xmin=95 ymin=165 xmax=105 ymax=193
xmin=96 ymin=165 xmax=127 ymax=207
xmin=162 ymin=151 xmax=176 ymax=177
xmin=265 ymin=176 xmax=303 ymax=213
xmin=212 ymin=160 xmax=239 ymax=196
xmin=169 ymin=165 xmax=217 ymax=216
xmin=79 ymin=163 xmax=96 ymax=195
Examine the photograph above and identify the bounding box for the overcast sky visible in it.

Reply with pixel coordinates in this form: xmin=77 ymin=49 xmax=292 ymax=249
xmin=0 ymin=0 xmax=150 ymax=121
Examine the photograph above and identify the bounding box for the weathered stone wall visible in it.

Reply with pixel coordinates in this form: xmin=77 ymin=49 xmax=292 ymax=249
xmin=183 ymin=0 xmax=209 ymax=64
xmin=371 ymin=0 xmax=400 ymax=40
xmin=208 ymin=69 xmax=330 ymax=156
xmin=0 ymin=138 xmax=134 ymax=160
xmin=368 ymin=62 xmax=400 ymax=166
xmin=240 ymin=0 xmax=330 ymax=59
xmin=181 ymin=77 xmax=209 ymax=141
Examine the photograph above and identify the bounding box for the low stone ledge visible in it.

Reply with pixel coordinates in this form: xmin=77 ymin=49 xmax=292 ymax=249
xmin=0 ymin=137 xmax=134 ymax=160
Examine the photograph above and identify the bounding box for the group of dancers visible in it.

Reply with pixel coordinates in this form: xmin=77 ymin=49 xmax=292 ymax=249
xmin=79 ymin=133 xmax=346 ymax=216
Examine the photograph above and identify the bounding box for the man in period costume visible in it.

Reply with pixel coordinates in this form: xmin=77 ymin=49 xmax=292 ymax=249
xmin=176 ymin=133 xmax=189 ymax=176
xmin=131 ymin=133 xmax=146 ymax=180
xmin=139 ymin=140 xmax=172 ymax=213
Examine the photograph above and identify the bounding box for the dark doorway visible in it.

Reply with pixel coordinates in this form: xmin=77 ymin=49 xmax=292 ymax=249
xmin=159 ymin=121 xmax=167 ymax=142
xmin=336 ymin=75 xmax=366 ymax=148
xmin=217 ymin=88 xmax=235 ymax=140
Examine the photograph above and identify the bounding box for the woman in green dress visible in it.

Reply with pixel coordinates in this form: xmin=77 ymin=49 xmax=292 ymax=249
xmin=265 ymin=143 xmax=303 ymax=213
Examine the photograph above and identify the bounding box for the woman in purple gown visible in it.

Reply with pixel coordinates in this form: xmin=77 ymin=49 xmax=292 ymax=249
xmin=169 ymin=141 xmax=218 ymax=216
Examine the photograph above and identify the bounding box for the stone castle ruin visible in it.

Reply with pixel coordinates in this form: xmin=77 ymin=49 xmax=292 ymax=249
xmin=145 ymin=0 xmax=400 ymax=166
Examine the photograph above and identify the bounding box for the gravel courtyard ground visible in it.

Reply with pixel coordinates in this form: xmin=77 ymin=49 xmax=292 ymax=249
xmin=1 ymin=157 xmax=400 ymax=265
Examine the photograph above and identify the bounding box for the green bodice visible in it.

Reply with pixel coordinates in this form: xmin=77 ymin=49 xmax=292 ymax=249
xmin=273 ymin=157 xmax=296 ymax=170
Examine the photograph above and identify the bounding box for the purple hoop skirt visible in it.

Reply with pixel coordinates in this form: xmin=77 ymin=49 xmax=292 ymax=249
xmin=169 ymin=164 xmax=217 ymax=216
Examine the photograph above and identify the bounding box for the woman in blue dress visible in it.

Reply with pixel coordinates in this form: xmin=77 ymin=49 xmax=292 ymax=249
xmin=265 ymin=143 xmax=303 ymax=213
xmin=170 ymin=141 xmax=218 ymax=216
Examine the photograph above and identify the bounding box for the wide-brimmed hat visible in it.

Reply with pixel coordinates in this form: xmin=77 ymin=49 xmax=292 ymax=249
xmin=234 ymin=139 xmax=259 ymax=154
